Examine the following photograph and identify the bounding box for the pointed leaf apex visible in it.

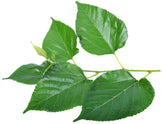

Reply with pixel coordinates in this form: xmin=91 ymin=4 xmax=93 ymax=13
xmin=23 ymin=108 xmax=28 ymax=114
xmin=76 ymin=1 xmax=83 ymax=7
xmin=75 ymin=1 xmax=79 ymax=4
xmin=31 ymin=42 xmax=47 ymax=59
xmin=50 ymin=17 xmax=54 ymax=21
xmin=73 ymin=117 xmax=81 ymax=122
xmin=2 ymin=77 xmax=8 ymax=80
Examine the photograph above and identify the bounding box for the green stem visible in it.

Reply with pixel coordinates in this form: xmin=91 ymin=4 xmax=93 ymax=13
xmin=114 ymin=52 xmax=124 ymax=69
xmin=83 ymin=70 xmax=112 ymax=73
xmin=83 ymin=69 xmax=160 ymax=73
xmin=126 ymin=69 xmax=161 ymax=72
xmin=42 ymin=62 xmax=55 ymax=77
xmin=84 ymin=69 xmax=160 ymax=79
xmin=87 ymin=72 xmax=99 ymax=79
xmin=72 ymin=58 xmax=77 ymax=65
xmin=143 ymin=72 xmax=152 ymax=79
xmin=83 ymin=53 xmax=160 ymax=79
xmin=47 ymin=59 xmax=54 ymax=63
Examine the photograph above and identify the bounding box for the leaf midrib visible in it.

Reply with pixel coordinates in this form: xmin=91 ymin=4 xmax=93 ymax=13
xmin=54 ymin=21 xmax=73 ymax=59
xmin=78 ymin=6 xmax=114 ymax=53
xmin=27 ymin=77 xmax=87 ymax=109
xmin=85 ymin=79 xmax=137 ymax=115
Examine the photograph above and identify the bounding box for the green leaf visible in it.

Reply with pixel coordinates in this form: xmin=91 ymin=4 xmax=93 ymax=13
xmin=3 ymin=61 xmax=52 ymax=85
xmin=42 ymin=18 xmax=79 ymax=63
xmin=51 ymin=53 xmax=55 ymax=62
xmin=31 ymin=42 xmax=48 ymax=59
xmin=23 ymin=62 xmax=92 ymax=113
xmin=74 ymin=70 xmax=154 ymax=122
xmin=76 ymin=2 xmax=128 ymax=55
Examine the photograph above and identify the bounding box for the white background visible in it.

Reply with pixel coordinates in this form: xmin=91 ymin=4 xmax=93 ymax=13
xmin=0 ymin=0 xmax=162 ymax=124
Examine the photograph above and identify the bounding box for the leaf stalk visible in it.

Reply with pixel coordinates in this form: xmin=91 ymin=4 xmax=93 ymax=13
xmin=72 ymin=58 xmax=77 ymax=65
xmin=125 ymin=69 xmax=161 ymax=72
xmin=83 ymin=69 xmax=160 ymax=73
xmin=143 ymin=72 xmax=152 ymax=79
xmin=42 ymin=62 xmax=55 ymax=77
xmin=114 ymin=53 xmax=124 ymax=69
xmin=87 ymin=72 xmax=99 ymax=79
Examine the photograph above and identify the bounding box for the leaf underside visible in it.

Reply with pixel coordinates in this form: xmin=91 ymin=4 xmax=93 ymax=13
xmin=24 ymin=62 xmax=92 ymax=113
xmin=76 ymin=2 xmax=128 ymax=55
xmin=42 ymin=18 xmax=79 ymax=63
xmin=3 ymin=61 xmax=51 ymax=84
xmin=74 ymin=70 xmax=154 ymax=121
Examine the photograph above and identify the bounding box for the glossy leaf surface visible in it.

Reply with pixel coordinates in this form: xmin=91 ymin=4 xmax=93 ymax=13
xmin=76 ymin=2 xmax=128 ymax=55
xmin=42 ymin=18 xmax=79 ymax=63
xmin=24 ymin=62 xmax=92 ymax=113
xmin=74 ymin=70 xmax=154 ymax=121
xmin=3 ymin=61 xmax=51 ymax=84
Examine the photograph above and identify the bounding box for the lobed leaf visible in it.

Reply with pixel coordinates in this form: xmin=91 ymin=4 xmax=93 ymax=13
xmin=74 ymin=70 xmax=154 ymax=121
xmin=76 ymin=1 xmax=128 ymax=55
xmin=42 ymin=18 xmax=79 ymax=63
xmin=24 ymin=62 xmax=92 ymax=113
xmin=3 ymin=61 xmax=51 ymax=85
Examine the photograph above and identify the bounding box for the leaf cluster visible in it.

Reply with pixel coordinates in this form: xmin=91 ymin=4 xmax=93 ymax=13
xmin=3 ymin=1 xmax=158 ymax=122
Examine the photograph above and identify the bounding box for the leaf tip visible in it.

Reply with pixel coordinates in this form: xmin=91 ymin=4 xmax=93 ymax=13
xmin=50 ymin=17 xmax=54 ymax=21
xmin=73 ymin=118 xmax=80 ymax=122
xmin=75 ymin=1 xmax=79 ymax=4
xmin=75 ymin=1 xmax=82 ymax=6
xmin=73 ymin=115 xmax=83 ymax=122
xmin=31 ymin=41 xmax=34 ymax=46
xmin=23 ymin=109 xmax=28 ymax=114
xmin=31 ymin=42 xmax=36 ymax=49
xmin=2 ymin=77 xmax=8 ymax=80
xmin=31 ymin=42 xmax=48 ymax=59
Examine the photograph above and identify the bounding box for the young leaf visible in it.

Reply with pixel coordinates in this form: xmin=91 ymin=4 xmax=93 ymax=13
xmin=23 ymin=62 xmax=92 ymax=113
xmin=3 ymin=61 xmax=52 ymax=85
xmin=31 ymin=42 xmax=48 ymax=59
xmin=51 ymin=53 xmax=55 ymax=62
xmin=42 ymin=18 xmax=79 ymax=63
xmin=76 ymin=2 xmax=128 ymax=55
xmin=74 ymin=70 xmax=154 ymax=122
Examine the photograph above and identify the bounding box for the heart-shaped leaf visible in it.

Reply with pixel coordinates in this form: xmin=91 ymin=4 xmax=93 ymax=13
xmin=76 ymin=2 xmax=128 ymax=55
xmin=24 ymin=62 xmax=92 ymax=113
xmin=3 ymin=61 xmax=51 ymax=85
xmin=42 ymin=18 xmax=79 ymax=63
xmin=74 ymin=70 xmax=154 ymax=121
